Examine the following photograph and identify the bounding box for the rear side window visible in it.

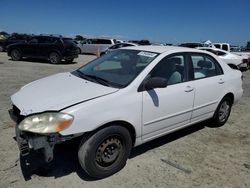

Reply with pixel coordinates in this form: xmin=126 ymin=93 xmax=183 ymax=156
xmin=63 ymin=38 xmax=74 ymax=44
xmin=38 ymin=37 xmax=57 ymax=44
xmin=190 ymin=54 xmax=223 ymax=80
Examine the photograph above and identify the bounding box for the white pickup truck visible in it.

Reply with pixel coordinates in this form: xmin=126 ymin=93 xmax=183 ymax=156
xmin=213 ymin=42 xmax=250 ymax=58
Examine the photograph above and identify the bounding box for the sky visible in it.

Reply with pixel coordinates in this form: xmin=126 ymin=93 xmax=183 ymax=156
xmin=0 ymin=0 xmax=250 ymax=46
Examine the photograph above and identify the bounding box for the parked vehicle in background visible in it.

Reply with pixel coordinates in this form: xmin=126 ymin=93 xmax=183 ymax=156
xmin=0 ymin=31 xmax=10 ymax=51
xmin=7 ymin=35 xmax=78 ymax=64
xmin=104 ymin=42 xmax=138 ymax=55
xmin=9 ymin=46 xmax=243 ymax=179
xmin=247 ymin=42 xmax=250 ymax=51
xmin=128 ymin=40 xmax=151 ymax=45
xmin=213 ymin=42 xmax=250 ymax=59
xmin=213 ymin=43 xmax=230 ymax=51
xmin=197 ymin=47 xmax=249 ymax=71
xmin=79 ymin=38 xmax=117 ymax=55
xmin=179 ymin=42 xmax=205 ymax=48
xmin=0 ymin=33 xmax=32 ymax=52
xmin=116 ymin=39 xmax=125 ymax=43
xmin=74 ymin=40 xmax=84 ymax=54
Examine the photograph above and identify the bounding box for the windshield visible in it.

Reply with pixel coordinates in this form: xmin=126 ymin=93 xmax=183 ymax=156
xmin=75 ymin=49 xmax=159 ymax=88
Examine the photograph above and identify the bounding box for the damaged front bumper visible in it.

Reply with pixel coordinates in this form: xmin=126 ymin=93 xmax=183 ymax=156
xmin=9 ymin=105 xmax=76 ymax=163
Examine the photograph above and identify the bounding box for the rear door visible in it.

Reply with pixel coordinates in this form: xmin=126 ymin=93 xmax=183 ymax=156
xmin=189 ymin=53 xmax=225 ymax=123
xmin=36 ymin=36 xmax=56 ymax=57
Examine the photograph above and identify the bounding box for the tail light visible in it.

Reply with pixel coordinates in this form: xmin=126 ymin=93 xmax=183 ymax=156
xmin=242 ymin=58 xmax=249 ymax=64
xmin=241 ymin=75 xmax=244 ymax=81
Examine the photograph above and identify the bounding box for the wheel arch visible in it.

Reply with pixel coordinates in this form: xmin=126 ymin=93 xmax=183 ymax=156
xmin=223 ymin=92 xmax=234 ymax=104
xmin=84 ymin=120 xmax=137 ymax=146
xmin=48 ymin=50 xmax=62 ymax=58
xmin=10 ymin=47 xmax=22 ymax=54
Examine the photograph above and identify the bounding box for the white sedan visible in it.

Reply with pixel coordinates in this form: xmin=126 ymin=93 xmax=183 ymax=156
xmin=9 ymin=46 xmax=243 ymax=179
xmin=197 ymin=47 xmax=249 ymax=70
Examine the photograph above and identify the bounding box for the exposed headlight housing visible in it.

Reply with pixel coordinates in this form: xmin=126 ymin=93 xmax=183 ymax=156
xmin=18 ymin=112 xmax=74 ymax=134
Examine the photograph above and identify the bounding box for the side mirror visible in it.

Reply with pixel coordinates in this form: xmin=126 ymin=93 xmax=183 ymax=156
xmin=138 ymin=77 xmax=167 ymax=92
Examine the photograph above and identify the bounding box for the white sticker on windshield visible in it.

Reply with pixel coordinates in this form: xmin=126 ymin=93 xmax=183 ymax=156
xmin=137 ymin=51 xmax=157 ymax=58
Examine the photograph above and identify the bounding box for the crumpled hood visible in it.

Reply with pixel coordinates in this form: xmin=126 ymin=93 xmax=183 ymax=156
xmin=11 ymin=72 xmax=119 ymax=115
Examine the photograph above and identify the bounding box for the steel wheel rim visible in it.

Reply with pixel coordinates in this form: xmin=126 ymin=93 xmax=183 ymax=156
xmin=50 ymin=53 xmax=58 ymax=64
xmin=218 ymin=101 xmax=230 ymax=122
xmin=95 ymin=136 xmax=122 ymax=167
xmin=12 ymin=50 xmax=19 ymax=59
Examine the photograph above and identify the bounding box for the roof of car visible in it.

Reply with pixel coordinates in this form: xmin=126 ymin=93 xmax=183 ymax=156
xmin=197 ymin=47 xmax=229 ymax=53
xmin=123 ymin=45 xmax=205 ymax=54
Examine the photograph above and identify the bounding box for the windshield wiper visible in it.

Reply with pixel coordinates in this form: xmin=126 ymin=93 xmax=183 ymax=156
xmin=84 ymin=74 xmax=113 ymax=87
xmin=76 ymin=70 xmax=121 ymax=88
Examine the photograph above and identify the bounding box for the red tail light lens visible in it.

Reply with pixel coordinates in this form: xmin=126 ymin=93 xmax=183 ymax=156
xmin=242 ymin=58 xmax=249 ymax=64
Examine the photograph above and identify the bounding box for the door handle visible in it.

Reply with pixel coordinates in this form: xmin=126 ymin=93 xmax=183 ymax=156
xmin=184 ymin=86 xmax=194 ymax=92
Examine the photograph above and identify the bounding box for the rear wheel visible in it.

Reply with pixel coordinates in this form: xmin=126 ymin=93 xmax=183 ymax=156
xmin=78 ymin=125 xmax=132 ymax=179
xmin=49 ymin=52 xmax=61 ymax=64
xmin=211 ymin=96 xmax=232 ymax=127
xmin=10 ymin=49 xmax=22 ymax=61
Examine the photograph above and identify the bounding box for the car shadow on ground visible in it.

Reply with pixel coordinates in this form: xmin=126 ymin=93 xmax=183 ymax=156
xmin=20 ymin=121 xmax=209 ymax=181
xmin=8 ymin=58 xmax=77 ymax=65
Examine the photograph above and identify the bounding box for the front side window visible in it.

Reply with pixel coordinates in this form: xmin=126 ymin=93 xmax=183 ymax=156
xmin=148 ymin=54 xmax=186 ymax=85
xmin=190 ymin=54 xmax=223 ymax=79
xmin=76 ymin=49 xmax=159 ymax=88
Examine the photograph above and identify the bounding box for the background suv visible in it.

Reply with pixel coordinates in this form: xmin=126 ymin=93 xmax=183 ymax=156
xmin=7 ymin=35 xmax=78 ymax=64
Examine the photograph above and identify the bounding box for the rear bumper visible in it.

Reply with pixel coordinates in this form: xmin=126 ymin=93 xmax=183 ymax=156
xmin=234 ymin=88 xmax=243 ymax=104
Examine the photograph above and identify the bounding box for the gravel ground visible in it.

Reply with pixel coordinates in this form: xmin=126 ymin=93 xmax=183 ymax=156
xmin=0 ymin=52 xmax=249 ymax=188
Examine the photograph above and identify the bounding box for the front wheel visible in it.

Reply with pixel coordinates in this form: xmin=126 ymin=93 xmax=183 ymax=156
xmin=49 ymin=52 xmax=61 ymax=64
xmin=78 ymin=125 xmax=132 ymax=179
xmin=211 ymin=96 xmax=232 ymax=127
xmin=10 ymin=49 xmax=22 ymax=61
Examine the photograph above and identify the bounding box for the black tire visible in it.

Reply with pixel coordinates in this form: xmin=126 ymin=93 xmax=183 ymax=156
xmin=78 ymin=125 xmax=132 ymax=179
xmin=49 ymin=52 xmax=61 ymax=64
xmin=211 ymin=96 xmax=232 ymax=127
xmin=10 ymin=49 xmax=22 ymax=61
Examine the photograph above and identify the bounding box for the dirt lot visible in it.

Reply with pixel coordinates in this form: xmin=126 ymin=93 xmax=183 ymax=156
xmin=0 ymin=52 xmax=249 ymax=188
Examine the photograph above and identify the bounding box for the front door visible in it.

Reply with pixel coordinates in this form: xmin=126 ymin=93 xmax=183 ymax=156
xmin=142 ymin=53 xmax=195 ymax=141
